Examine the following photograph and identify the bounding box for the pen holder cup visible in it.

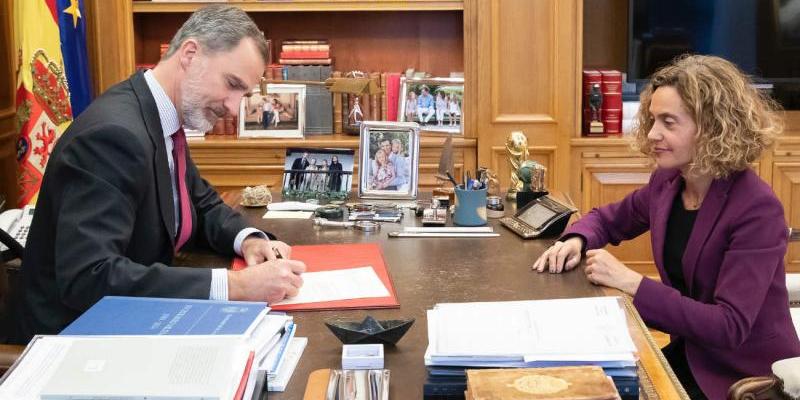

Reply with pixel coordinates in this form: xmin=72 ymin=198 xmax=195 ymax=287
xmin=454 ymin=187 xmax=488 ymax=226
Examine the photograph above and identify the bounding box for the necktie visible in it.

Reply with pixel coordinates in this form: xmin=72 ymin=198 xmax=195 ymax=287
xmin=172 ymin=128 xmax=192 ymax=252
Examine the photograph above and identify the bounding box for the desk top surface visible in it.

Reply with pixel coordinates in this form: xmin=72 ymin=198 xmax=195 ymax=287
xmin=180 ymin=192 xmax=686 ymax=399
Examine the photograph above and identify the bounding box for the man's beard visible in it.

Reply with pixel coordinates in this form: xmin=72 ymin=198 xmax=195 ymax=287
xmin=180 ymin=59 xmax=224 ymax=132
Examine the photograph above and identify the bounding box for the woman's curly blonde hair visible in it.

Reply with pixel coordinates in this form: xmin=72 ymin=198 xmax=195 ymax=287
xmin=630 ymin=54 xmax=783 ymax=178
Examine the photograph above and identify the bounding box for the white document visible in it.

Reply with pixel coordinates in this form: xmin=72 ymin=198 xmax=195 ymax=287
xmin=0 ymin=336 xmax=72 ymax=400
xmin=427 ymin=297 xmax=636 ymax=362
xmin=267 ymin=201 xmax=320 ymax=211
xmin=262 ymin=211 xmax=314 ymax=219
xmin=37 ymin=336 xmax=250 ymax=400
xmin=273 ymin=266 xmax=390 ymax=305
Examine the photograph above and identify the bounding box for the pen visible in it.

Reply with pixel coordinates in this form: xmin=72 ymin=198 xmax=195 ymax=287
xmin=273 ymin=247 xmax=283 ymax=259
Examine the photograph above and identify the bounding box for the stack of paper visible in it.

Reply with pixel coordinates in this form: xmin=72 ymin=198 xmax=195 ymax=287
xmin=0 ymin=335 xmax=253 ymax=400
xmin=423 ymin=297 xmax=639 ymax=398
xmin=0 ymin=296 xmax=308 ymax=399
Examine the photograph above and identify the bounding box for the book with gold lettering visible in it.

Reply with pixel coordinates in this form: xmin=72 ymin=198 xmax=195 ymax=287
xmin=466 ymin=366 xmax=619 ymax=400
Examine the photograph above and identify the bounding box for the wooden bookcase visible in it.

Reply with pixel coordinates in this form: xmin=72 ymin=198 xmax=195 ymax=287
xmin=84 ymin=0 xmax=583 ymax=200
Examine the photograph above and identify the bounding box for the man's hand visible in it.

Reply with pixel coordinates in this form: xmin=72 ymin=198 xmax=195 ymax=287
xmin=228 ymin=259 xmax=306 ymax=303
xmin=584 ymin=249 xmax=643 ymax=295
xmin=241 ymin=237 xmax=292 ymax=266
xmin=531 ymin=237 xmax=584 ymax=273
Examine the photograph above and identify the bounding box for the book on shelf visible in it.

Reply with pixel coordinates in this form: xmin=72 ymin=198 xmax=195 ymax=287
xmin=370 ymin=72 xmax=381 ymax=122
xmin=332 ymin=71 xmax=344 ymax=133
xmin=466 ymin=366 xmax=619 ymax=400
xmin=278 ymin=58 xmax=332 ymax=65
xmin=600 ymin=70 xmax=623 ymax=136
xmin=385 ymin=72 xmax=402 ymax=121
xmin=280 ymin=51 xmax=330 ymax=60
xmin=286 ymin=65 xmax=333 ymax=135
xmin=380 ymin=73 xmax=388 ymax=121
xmin=282 ymin=40 xmax=329 ymax=52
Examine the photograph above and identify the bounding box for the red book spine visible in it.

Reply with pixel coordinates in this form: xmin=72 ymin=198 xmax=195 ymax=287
xmin=386 ymin=73 xmax=401 ymax=121
xmin=582 ymin=69 xmax=603 ymax=136
xmin=601 ymin=70 xmax=623 ymax=135
xmin=279 ymin=51 xmax=330 ymax=59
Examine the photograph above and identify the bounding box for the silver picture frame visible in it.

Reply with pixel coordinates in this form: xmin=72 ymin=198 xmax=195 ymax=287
xmin=358 ymin=121 xmax=420 ymax=200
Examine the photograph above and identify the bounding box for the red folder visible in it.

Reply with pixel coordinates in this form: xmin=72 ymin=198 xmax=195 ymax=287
xmin=231 ymin=243 xmax=400 ymax=311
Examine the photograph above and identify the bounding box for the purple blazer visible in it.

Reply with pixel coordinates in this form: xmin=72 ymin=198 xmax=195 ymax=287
xmin=564 ymin=168 xmax=800 ymax=400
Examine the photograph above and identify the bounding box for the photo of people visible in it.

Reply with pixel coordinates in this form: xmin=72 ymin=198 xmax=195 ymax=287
xmin=398 ymin=77 xmax=463 ymax=134
xmin=359 ymin=121 xmax=420 ymax=200
xmin=239 ymin=84 xmax=305 ymax=138
xmin=282 ymin=148 xmax=355 ymax=198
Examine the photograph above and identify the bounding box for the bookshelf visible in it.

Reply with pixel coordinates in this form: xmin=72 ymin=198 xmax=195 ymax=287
xmin=82 ymin=0 xmax=581 ymax=208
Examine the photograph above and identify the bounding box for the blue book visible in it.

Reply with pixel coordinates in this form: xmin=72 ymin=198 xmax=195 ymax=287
xmin=60 ymin=296 xmax=269 ymax=336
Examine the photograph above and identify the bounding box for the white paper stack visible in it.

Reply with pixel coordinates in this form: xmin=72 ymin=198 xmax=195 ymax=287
xmin=425 ymin=297 xmax=637 ymax=368
xmin=423 ymin=297 xmax=640 ymax=397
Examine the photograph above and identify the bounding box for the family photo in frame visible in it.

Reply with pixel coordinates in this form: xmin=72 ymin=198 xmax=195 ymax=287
xmin=398 ymin=77 xmax=464 ymax=134
xmin=358 ymin=121 xmax=420 ymax=200
xmin=239 ymin=84 xmax=305 ymax=138
xmin=282 ymin=147 xmax=355 ymax=200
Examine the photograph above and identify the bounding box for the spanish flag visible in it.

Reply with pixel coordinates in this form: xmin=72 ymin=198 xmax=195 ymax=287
xmin=14 ymin=0 xmax=92 ymax=207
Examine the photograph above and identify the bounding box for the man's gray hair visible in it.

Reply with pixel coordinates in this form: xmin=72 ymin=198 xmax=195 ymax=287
xmin=164 ymin=5 xmax=268 ymax=63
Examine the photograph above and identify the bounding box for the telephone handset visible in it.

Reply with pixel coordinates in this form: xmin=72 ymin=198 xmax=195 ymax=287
xmin=0 ymin=205 xmax=34 ymax=258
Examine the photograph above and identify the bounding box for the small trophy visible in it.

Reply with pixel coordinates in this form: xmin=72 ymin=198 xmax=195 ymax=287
xmin=505 ymin=131 xmax=529 ymax=200
xmin=589 ymin=83 xmax=604 ymax=134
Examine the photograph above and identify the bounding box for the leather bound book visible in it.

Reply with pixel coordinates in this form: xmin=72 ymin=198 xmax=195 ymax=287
xmin=370 ymin=72 xmax=381 ymax=121
xmin=466 ymin=366 xmax=619 ymax=400
xmin=600 ymin=70 xmax=623 ymax=135
xmin=582 ymin=69 xmax=603 ymax=136
xmin=380 ymin=73 xmax=388 ymax=121
xmin=332 ymin=71 xmax=343 ymax=133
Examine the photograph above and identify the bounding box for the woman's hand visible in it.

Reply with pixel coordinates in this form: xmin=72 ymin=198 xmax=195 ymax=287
xmin=584 ymin=249 xmax=643 ymax=296
xmin=532 ymin=237 xmax=584 ymax=273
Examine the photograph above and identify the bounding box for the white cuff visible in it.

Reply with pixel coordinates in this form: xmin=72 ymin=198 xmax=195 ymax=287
xmin=209 ymin=268 xmax=229 ymax=301
xmin=234 ymin=228 xmax=268 ymax=256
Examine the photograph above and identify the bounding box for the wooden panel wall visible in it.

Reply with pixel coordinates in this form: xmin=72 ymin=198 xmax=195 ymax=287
xmin=85 ymin=0 xmax=135 ymax=95
xmin=475 ymin=0 xmax=579 ymax=194
xmin=0 ymin=0 xmax=18 ymax=207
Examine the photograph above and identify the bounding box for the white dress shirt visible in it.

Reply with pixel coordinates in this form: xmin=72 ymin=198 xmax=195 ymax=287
xmin=144 ymin=70 xmax=265 ymax=300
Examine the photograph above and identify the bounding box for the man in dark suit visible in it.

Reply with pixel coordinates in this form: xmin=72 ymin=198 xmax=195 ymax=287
xmin=289 ymin=151 xmax=310 ymax=190
xmin=328 ymin=155 xmax=343 ymax=192
xmin=8 ymin=5 xmax=305 ymax=344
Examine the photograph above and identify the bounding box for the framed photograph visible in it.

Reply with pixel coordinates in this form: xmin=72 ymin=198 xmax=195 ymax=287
xmin=398 ymin=77 xmax=463 ymax=134
xmin=239 ymin=84 xmax=305 ymax=138
xmin=358 ymin=121 xmax=420 ymax=200
xmin=282 ymin=147 xmax=356 ymax=200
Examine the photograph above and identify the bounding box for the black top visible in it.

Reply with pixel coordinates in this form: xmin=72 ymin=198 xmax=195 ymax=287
xmin=663 ymin=188 xmax=699 ymax=297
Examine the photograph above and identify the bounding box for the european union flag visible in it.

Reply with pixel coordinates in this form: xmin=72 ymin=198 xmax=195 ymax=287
xmin=57 ymin=0 xmax=92 ymax=117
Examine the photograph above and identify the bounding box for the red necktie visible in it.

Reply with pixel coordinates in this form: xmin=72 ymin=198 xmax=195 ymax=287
xmin=172 ymin=128 xmax=192 ymax=252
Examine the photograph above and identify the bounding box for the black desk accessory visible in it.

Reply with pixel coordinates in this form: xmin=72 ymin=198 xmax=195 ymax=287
xmin=500 ymin=194 xmax=576 ymax=239
xmin=325 ymin=316 xmax=414 ymax=345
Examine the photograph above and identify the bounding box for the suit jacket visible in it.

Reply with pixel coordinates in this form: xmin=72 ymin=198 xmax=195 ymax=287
xmin=564 ymin=168 xmax=800 ymax=400
xmin=9 ymin=71 xmax=253 ymax=343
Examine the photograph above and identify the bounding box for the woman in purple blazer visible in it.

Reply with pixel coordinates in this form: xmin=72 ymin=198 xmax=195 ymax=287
xmin=533 ymin=55 xmax=800 ymax=399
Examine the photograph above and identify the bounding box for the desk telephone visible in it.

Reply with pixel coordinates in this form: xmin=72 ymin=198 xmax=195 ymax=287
xmin=0 ymin=205 xmax=34 ymax=256
xmin=500 ymin=195 xmax=575 ymax=239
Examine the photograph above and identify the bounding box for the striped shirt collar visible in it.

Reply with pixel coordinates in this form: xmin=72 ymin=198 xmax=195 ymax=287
xmin=143 ymin=69 xmax=181 ymax=139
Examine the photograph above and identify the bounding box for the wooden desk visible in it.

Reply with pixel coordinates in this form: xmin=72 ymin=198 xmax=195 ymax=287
xmin=180 ymin=192 xmax=688 ymax=399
